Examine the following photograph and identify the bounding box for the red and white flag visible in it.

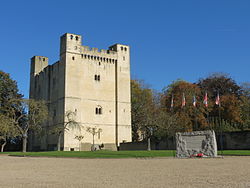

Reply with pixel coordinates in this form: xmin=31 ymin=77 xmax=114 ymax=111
xmin=193 ymin=95 xmax=196 ymax=107
xmin=215 ymin=92 xmax=220 ymax=106
xmin=203 ymin=92 xmax=208 ymax=107
xmin=170 ymin=95 xmax=174 ymax=109
xmin=181 ymin=93 xmax=186 ymax=108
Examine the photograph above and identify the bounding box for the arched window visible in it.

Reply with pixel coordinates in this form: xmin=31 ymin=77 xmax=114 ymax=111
xmin=124 ymin=47 xmax=127 ymax=51
xmin=70 ymin=35 xmax=73 ymax=40
xmin=75 ymin=36 xmax=79 ymax=41
xmin=97 ymin=75 xmax=100 ymax=81
xmin=94 ymin=75 xmax=98 ymax=80
xmin=95 ymin=106 xmax=102 ymax=115
xmin=72 ymin=56 xmax=75 ymax=60
xmin=98 ymin=108 xmax=102 ymax=114
xmin=121 ymin=46 xmax=123 ymax=51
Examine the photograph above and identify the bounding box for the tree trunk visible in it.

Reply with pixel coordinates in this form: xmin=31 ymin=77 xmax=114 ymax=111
xmin=91 ymin=134 xmax=95 ymax=151
xmin=147 ymin=137 xmax=151 ymax=151
xmin=57 ymin=133 xmax=61 ymax=151
xmin=1 ymin=141 xmax=6 ymax=152
xmin=22 ymin=134 xmax=28 ymax=152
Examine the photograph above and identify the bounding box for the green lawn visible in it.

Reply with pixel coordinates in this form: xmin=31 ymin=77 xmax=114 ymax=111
xmin=218 ymin=150 xmax=250 ymax=156
xmin=1 ymin=150 xmax=176 ymax=158
xmin=1 ymin=150 xmax=250 ymax=158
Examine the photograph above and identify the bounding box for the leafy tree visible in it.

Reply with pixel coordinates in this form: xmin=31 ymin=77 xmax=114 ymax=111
xmin=0 ymin=114 xmax=19 ymax=152
xmin=152 ymin=109 xmax=178 ymax=139
xmin=239 ymin=82 xmax=250 ymax=130
xmin=197 ymin=73 xmax=243 ymax=129
xmin=197 ymin=73 xmax=241 ymax=98
xmin=131 ymin=79 xmax=157 ymax=141
xmin=0 ymin=70 xmax=23 ymax=114
xmin=50 ymin=110 xmax=81 ymax=151
xmin=220 ymin=95 xmax=243 ymax=124
xmin=0 ymin=70 xmax=23 ymax=151
xmin=162 ymin=80 xmax=208 ymax=131
xmin=8 ymin=99 xmax=49 ymax=152
xmin=240 ymin=82 xmax=250 ymax=98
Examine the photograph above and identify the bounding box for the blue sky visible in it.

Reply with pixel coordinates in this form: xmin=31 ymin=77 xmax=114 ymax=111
xmin=0 ymin=0 xmax=249 ymax=97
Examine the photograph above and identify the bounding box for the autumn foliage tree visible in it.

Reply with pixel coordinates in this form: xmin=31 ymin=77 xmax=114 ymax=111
xmin=131 ymin=80 xmax=157 ymax=141
xmin=197 ymin=73 xmax=244 ymax=130
xmin=161 ymin=80 xmax=208 ymax=131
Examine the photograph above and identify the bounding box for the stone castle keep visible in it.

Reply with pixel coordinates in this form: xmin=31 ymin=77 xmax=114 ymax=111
xmin=29 ymin=33 xmax=132 ymax=151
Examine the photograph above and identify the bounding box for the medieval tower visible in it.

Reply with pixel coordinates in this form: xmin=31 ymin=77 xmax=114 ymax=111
xmin=29 ymin=33 xmax=132 ymax=151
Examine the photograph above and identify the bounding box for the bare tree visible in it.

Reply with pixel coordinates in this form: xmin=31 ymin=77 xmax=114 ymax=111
xmin=86 ymin=127 xmax=102 ymax=151
xmin=75 ymin=135 xmax=84 ymax=151
xmin=50 ymin=110 xmax=81 ymax=151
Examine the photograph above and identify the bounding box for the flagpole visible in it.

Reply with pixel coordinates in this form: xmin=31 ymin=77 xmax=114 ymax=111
xmin=204 ymin=91 xmax=210 ymax=130
xmin=207 ymin=109 xmax=211 ymax=130
xmin=171 ymin=109 xmax=175 ymax=158
xmin=170 ymin=94 xmax=175 ymax=158
xmin=217 ymin=91 xmax=223 ymax=157
xmin=193 ymin=95 xmax=198 ymax=131
xmin=219 ymin=105 xmax=223 ymax=157
xmin=195 ymin=108 xmax=198 ymax=131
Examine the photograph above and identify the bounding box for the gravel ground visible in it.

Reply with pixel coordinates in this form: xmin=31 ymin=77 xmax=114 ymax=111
xmin=0 ymin=155 xmax=250 ymax=188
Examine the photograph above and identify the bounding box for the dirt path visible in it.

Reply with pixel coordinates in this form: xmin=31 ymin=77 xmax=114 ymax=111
xmin=0 ymin=156 xmax=250 ymax=188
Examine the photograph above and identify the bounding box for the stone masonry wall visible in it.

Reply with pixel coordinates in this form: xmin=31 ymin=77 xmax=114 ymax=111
xmin=176 ymin=130 xmax=217 ymax=158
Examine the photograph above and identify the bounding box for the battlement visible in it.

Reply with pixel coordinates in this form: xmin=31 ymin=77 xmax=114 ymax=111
xmin=60 ymin=33 xmax=129 ymax=57
xmin=81 ymin=46 xmax=117 ymax=56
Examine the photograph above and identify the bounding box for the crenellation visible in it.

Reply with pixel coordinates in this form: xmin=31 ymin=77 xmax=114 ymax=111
xmin=82 ymin=45 xmax=117 ymax=56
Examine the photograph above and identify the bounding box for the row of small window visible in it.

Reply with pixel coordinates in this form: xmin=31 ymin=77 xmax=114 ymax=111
xmin=70 ymin=35 xmax=79 ymax=41
xmin=53 ymin=107 xmax=102 ymax=117
xmin=39 ymin=57 xmax=46 ymax=62
xmin=72 ymin=55 xmax=125 ymax=62
xmin=81 ymin=54 xmax=117 ymax=63
xmin=120 ymin=46 xmax=127 ymax=51
xmin=94 ymin=75 xmax=100 ymax=81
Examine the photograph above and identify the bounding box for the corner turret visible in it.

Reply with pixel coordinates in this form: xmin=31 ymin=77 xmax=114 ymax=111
xmin=30 ymin=56 xmax=48 ymax=76
xmin=60 ymin=33 xmax=82 ymax=55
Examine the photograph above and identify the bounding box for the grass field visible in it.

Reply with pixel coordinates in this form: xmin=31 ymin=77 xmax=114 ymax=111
xmin=1 ymin=150 xmax=176 ymax=158
xmin=218 ymin=150 xmax=250 ymax=156
xmin=1 ymin=150 xmax=250 ymax=158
